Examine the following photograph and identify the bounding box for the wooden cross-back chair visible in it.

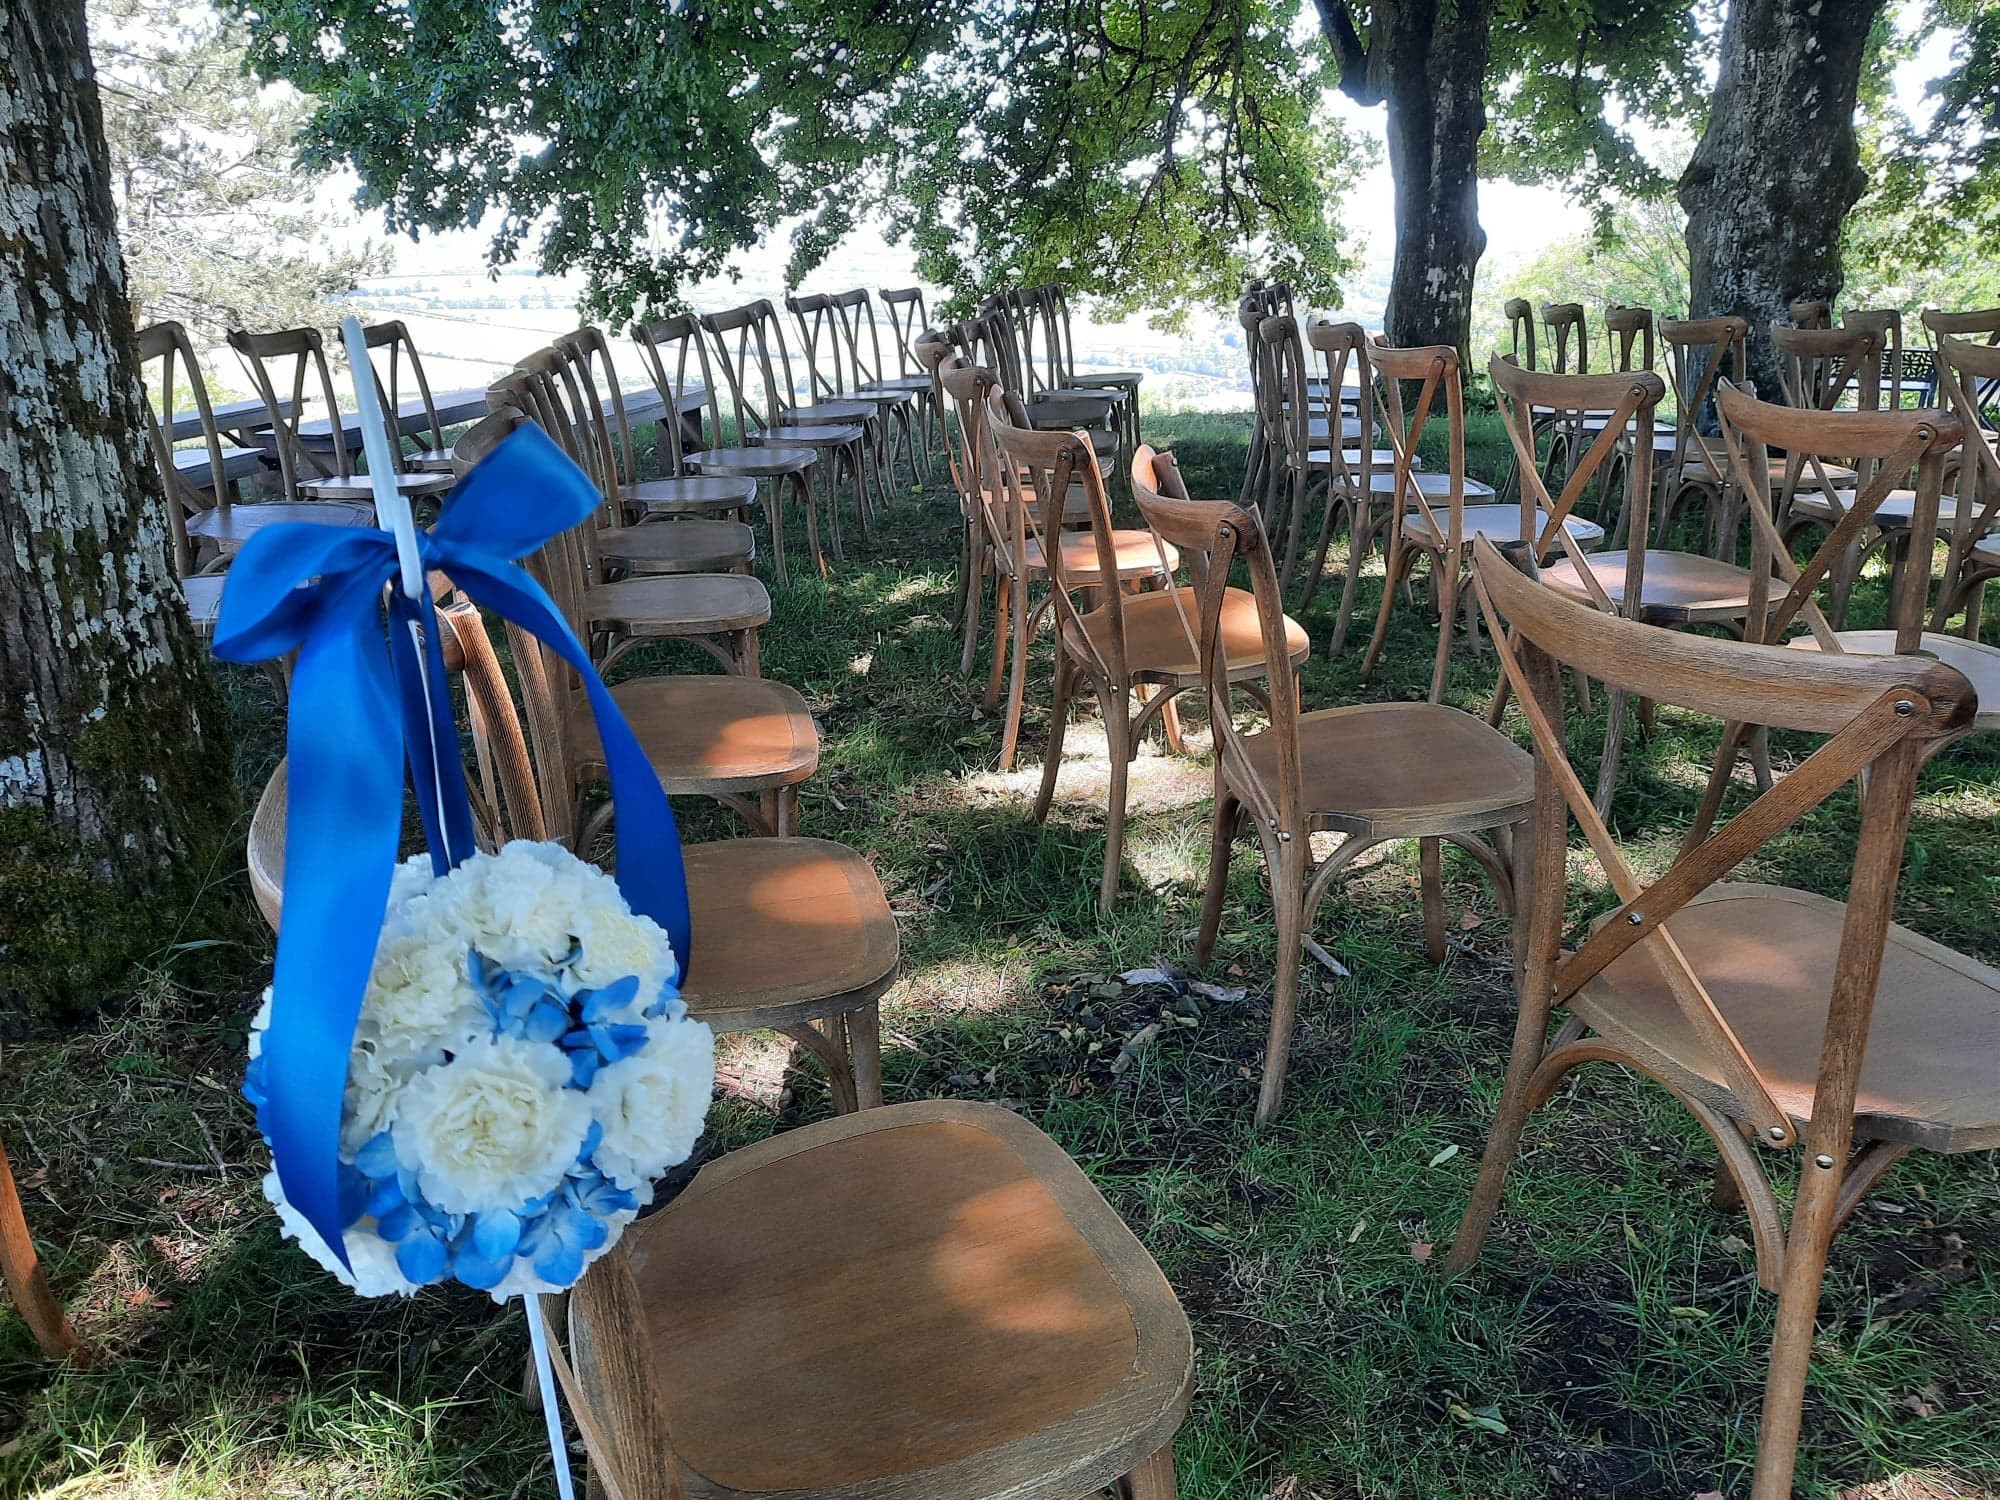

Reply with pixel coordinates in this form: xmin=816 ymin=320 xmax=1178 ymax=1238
xmin=834 ymin=287 xmax=932 ymax=466
xmin=1656 ymin=316 xmax=1751 ymax=551
xmin=497 ymin=360 xmax=770 ymax=680
xmin=1542 ymin=302 xmax=1590 ymax=374
xmin=989 ymin=401 xmax=1306 ymax=915
xmin=1449 ymin=532 xmax=1998 ymax=1500
xmin=360 ymin=319 xmax=453 ymax=473
xmin=1134 ymin=447 xmax=1530 ymax=1123
xmin=1236 ymin=291 xmax=1276 ymax=510
xmin=1356 ymin=341 xmax=1594 ymax=699
xmin=1683 ymin=385 xmax=1965 ymax=844
xmin=787 ymin=290 xmax=902 ymax=500
xmin=1926 ymin=331 xmax=2000 ymax=646
xmin=1252 ymin=313 xmax=1367 ymax=594
xmin=878 ymin=286 xmax=948 ymax=460
xmin=631 ymin=313 xmax=821 ymax=587
xmin=941 ymin=357 xmax=1172 ymax=772
xmin=1771 ymin=321 xmax=1882 ymax=416
xmin=1788 ymin=295 xmax=1833 ymax=329
xmin=553 ymin=1086 xmax=1191 ymax=1500
xmin=551 ymin=328 xmax=757 ymax=579
xmin=226 ymin=324 xmax=451 ymax=509
xmin=1488 ymin=355 xmax=1768 ymax=815
xmin=976 ymin=300 xmax=1121 ymax=475
xmin=1573 ymin=304 xmax=1680 ymax=545
xmin=1843 ymin=308 xmax=1906 ymax=408
xmin=1504 ymin=297 xmax=1539 ymax=371
xmin=700 ymin=301 xmax=871 ymax=569
xmin=1034 ymin=283 xmax=1143 ymax=465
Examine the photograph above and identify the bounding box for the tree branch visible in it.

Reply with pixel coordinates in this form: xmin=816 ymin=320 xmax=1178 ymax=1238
xmin=1314 ymin=0 xmax=1377 ymax=105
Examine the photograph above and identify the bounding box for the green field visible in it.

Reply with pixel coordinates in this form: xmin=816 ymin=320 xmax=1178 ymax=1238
xmin=2 ymin=408 xmax=1996 ymax=1498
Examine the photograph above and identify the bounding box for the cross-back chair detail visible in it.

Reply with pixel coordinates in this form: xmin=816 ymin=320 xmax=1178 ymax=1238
xmin=361 ymin=319 xmax=452 ymax=472
xmin=1450 ymin=532 xmax=1995 ymax=1500
xmin=1135 ymin=446 xmax=1529 ymax=1122
xmin=1928 ymin=331 xmax=2000 ymax=637
xmin=1299 ymin=320 xmax=1377 ymax=641
xmin=1657 ymin=315 xmax=1750 ymax=549
xmin=1541 ymin=302 xmax=1590 ymax=374
xmin=1504 ymin=297 xmax=1539 ymax=371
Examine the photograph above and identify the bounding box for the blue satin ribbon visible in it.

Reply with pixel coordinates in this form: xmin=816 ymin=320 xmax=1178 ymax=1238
xmin=213 ymin=424 xmax=690 ymax=1267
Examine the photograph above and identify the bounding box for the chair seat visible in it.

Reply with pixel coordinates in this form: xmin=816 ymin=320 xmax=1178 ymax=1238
xmin=186 ymin=500 xmax=375 ymax=551
xmin=617 ymin=1099 xmax=1191 ymax=1494
xmin=679 ymin=837 xmax=900 ymax=1029
xmin=1026 ymin=394 xmax=1115 ymax=428
xmin=577 ymin=674 xmax=819 ymax=792
xmin=755 ymin=424 xmax=867 ymax=448
xmin=1975 ymin=536 xmax=2000 ymax=569
xmin=180 ymin=571 xmax=225 ymax=637
xmin=1365 ymin=470 xmax=1488 ymax=499
xmin=407 ymin=447 xmax=457 ymax=473
xmin=1405 ymin=504 xmax=1603 ymax=551
xmin=1066 ymin=586 xmax=1309 ymax=684
xmin=1678 ymin=455 xmax=1857 ymax=488
xmin=1542 ymin=549 xmax=1759 ymax=623
xmin=297 ymin=470 xmax=453 ymax=502
xmin=597 ymin=519 xmax=756 ymax=575
xmin=1071 ymin=369 xmax=1144 ymax=386
xmin=786 ymin=400 xmax=875 ymax=425
xmin=1785 ymin=630 xmax=2000 ymax=734
xmin=1575 ymin=419 xmax=1682 ymax=454
xmin=1575 ymin=884 xmax=2000 ymax=1152
xmin=862 ymin=375 xmax=933 ymax=395
xmin=584 ymin=572 xmax=771 ymax=636
xmin=1788 ymin=488 xmax=1984 ymax=529
xmin=621 ymin=474 xmax=760 ymax=516
xmin=1241 ymin=702 xmax=1533 ymax=839
xmin=173 ymin=442 xmax=264 ymax=488
xmin=980 ymin=481 xmax=1092 ymax=526
xmin=689 ymin=444 xmax=818 ymax=478
xmin=1024 ymin=529 xmax=1178 ymax=583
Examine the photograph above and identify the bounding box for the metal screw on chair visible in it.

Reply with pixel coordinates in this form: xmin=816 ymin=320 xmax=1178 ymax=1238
xmin=1814 ymin=1154 xmax=1836 ymax=1169
xmin=1894 ymin=699 xmax=1915 ymax=716
xmin=1627 ymin=910 xmax=1644 ymax=925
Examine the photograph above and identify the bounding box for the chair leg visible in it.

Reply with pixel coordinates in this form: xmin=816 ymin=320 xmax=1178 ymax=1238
xmin=1194 ymin=787 xmax=1238 ymax=967
xmin=1033 ymin=654 xmax=1074 ymax=822
xmin=1278 ymin=462 xmax=1308 ymax=591
xmin=997 ymin=572 xmax=1029 ymax=772
xmin=0 ymin=1136 xmax=77 ymax=1360
xmin=1419 ymin=836 xmax=1447 ymax=965
xmin=1441 ymin=1005 xmax=1550 ymax=1275
xmin=1358 ymin=540 xmax=1407 ymax=685
xmin=959 ymin=535 xmax=986 ymax=677
xmin=1749 ymin=1152 xmax=1850 ymax=1500
xmin=1429 ymin=559 xmax=1460 ymax=703
xmin=1328 ymin=502 xmax=1371 ymax=656
xmin=1254 ymin=840 xmax=1309 ymax=1125
xmin=1118 ymin=1442 xmax=1177 ymax=1500
xmin=764 ymin=477 xmax=791 ymax=588
xmin=1593 ymin=689 xmax=1629 ymax=820
xmin=1098 ymin=691 xmax=1131 ymax=917
xmin=847 ymin=1003 xmax=885 ymax=1110
xmin=984 ymin=575 xmax=1011 ymax=713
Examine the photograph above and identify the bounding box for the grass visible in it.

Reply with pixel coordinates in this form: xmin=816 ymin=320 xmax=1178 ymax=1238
xmin=3 ymin=405 xmax=1998 ymax=1499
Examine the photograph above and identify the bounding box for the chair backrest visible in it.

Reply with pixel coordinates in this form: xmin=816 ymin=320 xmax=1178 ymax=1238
xmin=556 ymin=326 xmax=644 ymax=492
xmin=1789 ymin=296 xmax=1834 ymax=329
xmin=228 ymin=324 xmax=353 ymax=494
xmin=1041 ymin=283 xmax=1084 ymax=387
xmin=1843 ymin=308 xmax=1906 ymax=409
xmin=1605 ymin=304 xmax=1656 ymax=374
xmin=1770 ymin=322 xmax=1882 ymax=413
xmin=1542 ymin=302 xmax=1589 ymax=374
xmin=1254 ymin=313 xmax=1312 ymax=468
xmin=1490 ymin=355 xmax=1665 ymax=609
xmin=1504 ymin=298 xmax=1539 ymax=371
xmin=1305 ymin=319 xmax=1375 ymax=503
xmin=1130 ymin=444 xmax=1303 ymax=844
xmin=135 ymin=319 xmax=229 ymax=570
xmin=701 ymin=301 xmax=802 ymax=435
xmin=1370 ymin=341 xmax=1467 ymax=532
xmin=1919 ymin=332 xmax=2000 ymax=628
xmin=1716 ymin=382 xmax=1961 ymax=653
xmin=786 ymin=291 xmax=851 ymax=404
xmin=987 ymin=388 xmax=1127 ymax=686
xmin=1471 ymin=531 xmax=1973 ymax=1149
xmin=975 ymin=302 xmax=1036 ymax=405
xmin=879 ymin=287 xmax=931 ymax=378
xmin=830 ymin=288 xmax=895 ymax=391
xmin=362 ymin=319 xmax=443 ymax=461
xmin=498 ymin=355 xmax=617 ymax=602
xmin=631 ymin=313 xmax=724 ymax=470
xmin=1660 ymin=315 xmax=1749 ymax=481
xmin=938 ymin=356 xmax=1021 ymax=576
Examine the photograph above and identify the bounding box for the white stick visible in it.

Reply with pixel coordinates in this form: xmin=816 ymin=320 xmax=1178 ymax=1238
xmin=338 ymin=315 xmax=462 ymax=865
xmin=525 ymin=1291 xmax=579 ymax=1500
xmin=339 ymin=315 xmax=425 ymax=604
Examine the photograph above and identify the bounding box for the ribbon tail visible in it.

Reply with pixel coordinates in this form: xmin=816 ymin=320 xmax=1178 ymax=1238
xmin=262 ymin=579 xmax=407 ymax=1268
xmin=387 ymin=592 xmax=479 ymax=874
xmin=447 ymin=558 xmax=692 ymax=967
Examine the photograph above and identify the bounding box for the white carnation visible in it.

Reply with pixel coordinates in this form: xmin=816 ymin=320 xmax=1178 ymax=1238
xmin=428 ymin=842 xmax=583 ymax=971
xmin=567 ymin=905 xmax=676 ymax=1001
xmin=392 ymin=1035 xmax=588 ymax=1215
xmin=339 ymin=1043 xmax=401 ymax=1155
xmin=587 ymin=1017 xmax=715 ymax=1189
xmin=357 ymin=927 xmax=485 ymax=1068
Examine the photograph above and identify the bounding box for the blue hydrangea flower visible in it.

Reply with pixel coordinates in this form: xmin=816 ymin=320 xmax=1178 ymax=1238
xmin=468 ymin=950 xmax=571 ymax=1044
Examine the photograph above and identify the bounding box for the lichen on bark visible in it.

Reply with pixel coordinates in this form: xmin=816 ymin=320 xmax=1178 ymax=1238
xmin=1 ymin=0 xmax=240 ymax=1013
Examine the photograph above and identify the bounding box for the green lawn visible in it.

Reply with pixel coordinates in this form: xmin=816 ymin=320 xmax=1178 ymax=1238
xmin=3 ymin=407 xmax=1997 ymax=1498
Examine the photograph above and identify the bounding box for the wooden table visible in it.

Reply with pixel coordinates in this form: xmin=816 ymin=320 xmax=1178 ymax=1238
xmin=291 ymin=384 xmax=705 ymax=450
xmin=168 ymin=397 xmax=294 ymax=443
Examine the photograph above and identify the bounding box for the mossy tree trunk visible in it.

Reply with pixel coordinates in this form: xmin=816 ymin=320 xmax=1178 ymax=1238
xmin=1319 ymin=0 xmax=1493 ymax=357
xmin=1679 ymin=0 xmax=1887 ymax=397
xmin=0 ymin=0 xmax=236 ymax=1011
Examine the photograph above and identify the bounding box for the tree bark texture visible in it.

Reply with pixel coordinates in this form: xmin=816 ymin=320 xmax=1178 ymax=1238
xmin=1321 ymin=0 xmax=1493 ymax=355
xmin=1679 ymin=0 xmax=1886 ymax=397
xmin=0 ymin=0 xmax=235 ymax=1009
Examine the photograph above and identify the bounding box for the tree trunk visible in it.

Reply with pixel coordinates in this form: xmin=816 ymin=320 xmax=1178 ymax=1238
xmin=0 ymin=0 xmax=236 ymax=1010
xmin=1321 ymin=0 xmax=1493 ymax=355
xmin=1678 ymin=0 xmax=1886 ymax=398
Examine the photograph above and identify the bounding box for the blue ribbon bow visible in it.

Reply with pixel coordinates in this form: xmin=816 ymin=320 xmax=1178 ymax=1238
xmin=213 ymin=424 xmax=690 ymax=1267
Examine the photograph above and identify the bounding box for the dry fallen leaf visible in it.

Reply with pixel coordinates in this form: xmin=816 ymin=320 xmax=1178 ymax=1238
xmin=1408 ymin=1241 xmax=1435 ymax=1263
